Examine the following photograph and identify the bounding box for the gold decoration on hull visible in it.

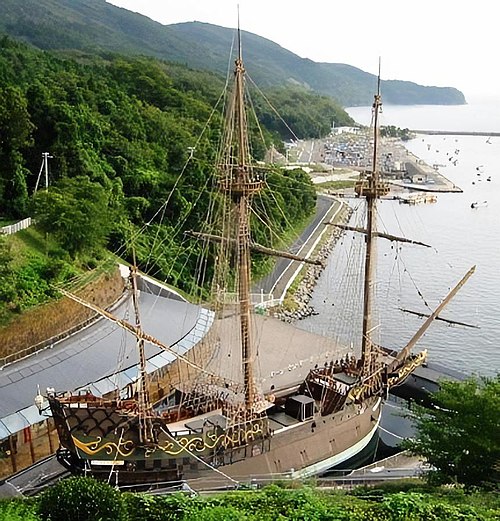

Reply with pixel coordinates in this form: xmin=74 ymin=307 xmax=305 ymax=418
xmin=154 ymin=420 xmax=265 ymax=456
xmin=71 ymin=420 xmax=266 ymax=459
xmin=387 ymin=350 xmax=427 ymax=388
xmin=72 ymin=435 xmax=135 ymax=457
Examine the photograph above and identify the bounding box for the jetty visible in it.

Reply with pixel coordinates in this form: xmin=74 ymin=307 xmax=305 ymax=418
xmin=412 ymin=130 xmax=500 ymax=137
xmin=387 ymin=145 xmax=462 ymax=193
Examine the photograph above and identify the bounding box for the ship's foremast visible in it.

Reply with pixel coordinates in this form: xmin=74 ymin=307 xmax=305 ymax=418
xmin=358 ymin=68 xmax=389 ymax=376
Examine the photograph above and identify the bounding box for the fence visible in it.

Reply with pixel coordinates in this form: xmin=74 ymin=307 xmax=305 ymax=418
xmin=0 ymin=217 xmax=32 ymax=235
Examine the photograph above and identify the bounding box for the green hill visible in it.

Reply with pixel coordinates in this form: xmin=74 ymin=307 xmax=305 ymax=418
xmin=0 ymin=37 xmax=332 ymax=323
xmin=0 ymin=0 xmax=466 ymax=106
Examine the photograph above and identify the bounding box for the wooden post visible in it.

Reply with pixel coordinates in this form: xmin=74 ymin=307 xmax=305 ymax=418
xmin=24 ymin=426 xmax=35 ymax=464
xmin=47 ymin=419 xmax=54 ymax=453
xmin=9 ymin=435 xmax=17 ymax=474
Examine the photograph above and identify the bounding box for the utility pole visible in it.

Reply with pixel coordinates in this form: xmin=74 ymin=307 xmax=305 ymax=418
xmin=34 ymin=152 xmax=53 ymax=193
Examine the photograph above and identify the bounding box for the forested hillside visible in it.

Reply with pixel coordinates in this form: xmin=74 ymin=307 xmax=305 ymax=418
xmin=0 ymin=37 xmax=346 ymax=324
xmin=0 ymin=0 xmax=466 ymax=106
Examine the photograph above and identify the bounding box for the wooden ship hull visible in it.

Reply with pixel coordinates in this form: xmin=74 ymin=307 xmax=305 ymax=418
xmin=48 ymin=346 xmax=426 ymax=487
xmin=49 ymin=390 xmax=381 ymax=487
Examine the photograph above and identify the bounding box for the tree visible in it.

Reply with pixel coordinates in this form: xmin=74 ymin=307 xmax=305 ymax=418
xmin=0 ymin=85 xmax=33 ymax=217
xmin=33 ymin=176 xmax=115 ymax=258
xmin=403 ymin=375 xmax=500 ymax=488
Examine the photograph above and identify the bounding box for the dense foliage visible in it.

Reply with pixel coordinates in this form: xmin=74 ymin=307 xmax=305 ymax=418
xmin=0 ymin=37 xmax=320 ymax=312
xmin=37 ymin=476 xmax=124 ymax=521
xmin=33 ymin=176 xmax=117 ymax=257
xmin=403 ymin=375 xmax=500 ymax=488
xmin=255 ymin=86 xmax=353 ymax=140
xmin=0 ymin=232 xmax=80 ymax=326
xmin=1 ymin=479 xmax=498 ymax=521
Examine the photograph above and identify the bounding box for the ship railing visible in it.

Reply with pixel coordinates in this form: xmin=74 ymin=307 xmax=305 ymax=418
xmin=178 ymin=464 xmax=426 ymax=492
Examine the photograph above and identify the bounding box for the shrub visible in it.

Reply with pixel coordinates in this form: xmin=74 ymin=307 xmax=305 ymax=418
xmin=37 ymin=476 xmax=124 ymax=521
xmin=185 ymin=504 xmax=246 ymax=520
xmin=123 ymin=492 xmax=193 ymax=521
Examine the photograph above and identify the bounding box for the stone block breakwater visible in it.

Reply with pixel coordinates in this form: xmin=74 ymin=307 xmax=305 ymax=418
xmin=274 ymin=203 xmax=353 ymax=322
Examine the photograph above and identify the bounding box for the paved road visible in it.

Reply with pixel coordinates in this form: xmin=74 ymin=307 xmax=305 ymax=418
xmin=254 ymin=194 xmax=344 ymax=297
xmin=295 ymin=139 xmax=328 ymax=165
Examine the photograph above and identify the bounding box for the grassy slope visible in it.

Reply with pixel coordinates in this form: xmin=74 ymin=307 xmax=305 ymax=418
xmin=0 ymin=228 xmax=124 ymax=358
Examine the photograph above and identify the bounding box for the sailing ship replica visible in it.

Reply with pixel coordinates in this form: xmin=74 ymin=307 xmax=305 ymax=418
xmin=46 ymin=37 xmax=474 ymax=488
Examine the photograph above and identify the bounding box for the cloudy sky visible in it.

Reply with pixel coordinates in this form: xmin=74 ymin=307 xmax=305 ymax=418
xmin=107 ymin=0 xmax=497 ymax=102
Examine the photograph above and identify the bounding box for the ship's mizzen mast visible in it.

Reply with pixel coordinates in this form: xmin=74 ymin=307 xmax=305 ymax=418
xmin=359 ymin=62 xmax=388 ymax=376
xmin=218 ymin=24 xmax=263 ymax=410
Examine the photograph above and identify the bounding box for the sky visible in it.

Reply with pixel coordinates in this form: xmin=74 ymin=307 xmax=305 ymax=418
xmin=106 ymin=0 xmax=498 ymax=103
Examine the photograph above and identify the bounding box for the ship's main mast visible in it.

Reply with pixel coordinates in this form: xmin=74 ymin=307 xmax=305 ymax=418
xmin=218 ymin=26 xmax=263 ymax=409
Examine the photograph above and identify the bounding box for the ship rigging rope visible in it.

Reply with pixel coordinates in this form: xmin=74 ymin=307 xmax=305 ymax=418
xmin=141 ymin=136 xmax=219 ymax=277
xmin=142 ymin=140 xmax=224 ymax=287
xmin=253 ymin=180 xmax=298 ymax=242
xmin=249 ymin=201 xmax=280 ymax=242
xmin=330 ymin=201 xmax=365 ymax=349
xmin=124 ymin=84 xmax=231 ymax=282
xmin=107 ymin=428 xmax=125 ymax=485
xmin=197 ymin=39 xmax=255 ymax=309
xmin=246 ymin=75 xmax=300 ymax=143
xmin=244 ymin=82 xmax=267 ymax=160
xmin=380 ymin=205 xmax=434 ymax=312
xmin=57 ymin=287 xmax=242 ymax=388
xmin=112 ymin=307 xmax=130 ymax=388
xmin=372 ymin=206 xmax=409 ymax=326
xmin=51 ymin=85 xmax=226 ymax=297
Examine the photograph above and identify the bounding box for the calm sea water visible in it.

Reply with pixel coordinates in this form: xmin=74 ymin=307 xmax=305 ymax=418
xmin=297 ymin=102 xmax=500 ymax=377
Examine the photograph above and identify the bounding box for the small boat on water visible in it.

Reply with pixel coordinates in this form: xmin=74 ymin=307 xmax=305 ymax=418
xmin=400 ymin=193 xmax=437 ymax=205
xmin=471 ymin=201 xmax=488 ymax=208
